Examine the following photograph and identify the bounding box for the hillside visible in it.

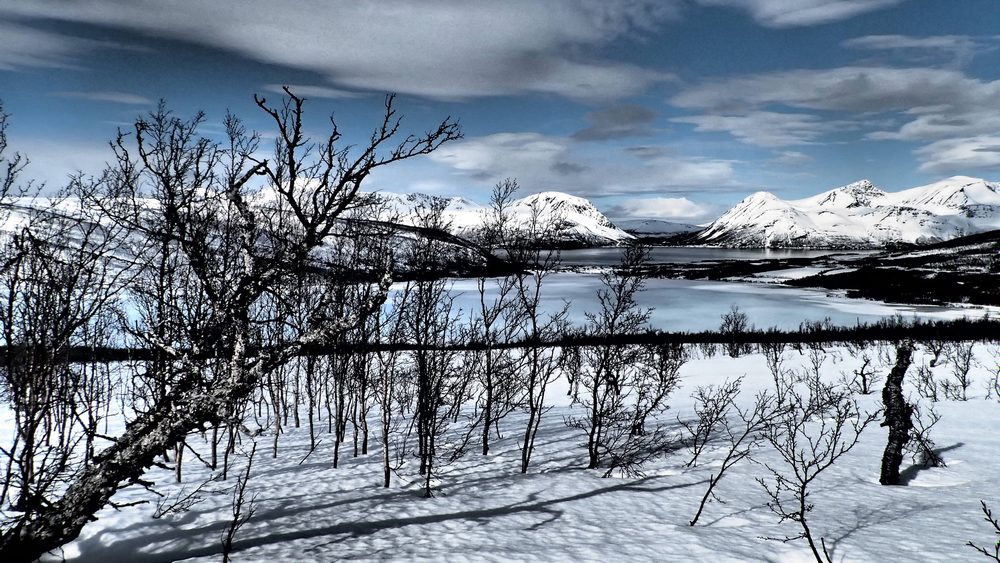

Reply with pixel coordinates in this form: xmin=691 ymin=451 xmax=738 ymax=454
xmin=377 ymin=191 xmax=633 ymax=247
xmin=695 ymin=176 xmax=1000 ymax=248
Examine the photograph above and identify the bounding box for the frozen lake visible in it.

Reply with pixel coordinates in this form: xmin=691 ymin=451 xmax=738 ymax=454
xmin=557 ymin=247 xmax=861 ymax=266
xmin=447 ymin=273 xmax=990 ymax=332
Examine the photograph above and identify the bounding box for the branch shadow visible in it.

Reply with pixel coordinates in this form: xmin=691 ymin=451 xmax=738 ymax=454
xmin=898 ymin=441 xmax=964 ymax=486
xmin=821 ymin=500 xmax=942 ymax=562
xmin=73 ymin=475 xmax=706 ymax=562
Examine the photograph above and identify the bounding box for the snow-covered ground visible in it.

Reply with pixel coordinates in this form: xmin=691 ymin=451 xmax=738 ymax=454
xmin=17 ymin=344 xmax=1000 ymax=562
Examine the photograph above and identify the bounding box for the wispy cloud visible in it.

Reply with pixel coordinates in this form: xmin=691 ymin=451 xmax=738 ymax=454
xmin=772 ymin=151 xmax=814 ymax=165
xmin=671 ymin=66 xmax=1000 ymax=114
xmin=572 ymin=105 xmax=659 ymax=141
xmin=262 ymin=84 xmax=363 ymax=100
xmin=694 ymin=0 xmax=904 ymax=28
xmin=605 ymin=196 xmax=717 ymax=221
xmin=0 ymin=21 xmax=96 ymax=70
xmin=842 ymin=34 xmax=1000 ymax=68
xmin=672 ymin=111 xmax=852 ymax=147
xmin=916 ymin=136 xmax=1000 ymax=174
xmin=53 ymin=91 xmax=153 ymax=105
xmin=9 ymin=136 xmax=113 ymax=188
xmin=671 ymin=65 xmax=1000 ymax=173
xmin=0 ymin=1 xmax=679 ymax=101
xmin=428 ymin=132 xmax=740 ymax=196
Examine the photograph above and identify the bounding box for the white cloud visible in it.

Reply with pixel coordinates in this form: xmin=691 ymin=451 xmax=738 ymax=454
xmin=672 ymin=66 xmax=1000 ymax=114
xmin=672 ymin=65 xmax=1000 ymax=172
xmin=8 ymin=136 xmax=113 ymax=189
xmin=52 ymin=91 xmax=153 ymax=105
xmin=0 ymin=1 xmax=678 ymax=101
xmin=0 ymin=21 xmax=133 ymax=70
xmin=672 ymin=111 xmax=849 ymax=147
xmin=916 ymin=136 xmax=1000 ymax=174
xmin=262 ymin=84 xmax=364 ymax=100
xmin=842 ymin=34 xmax=999 ymax=68
xmin=606 ymin=196 xmax=716 ymax=221
xmin=694 ymin=0 xmax=903 ymax=27
xmin=772 ymin=151 xmax=814 ymax=165
xmin=428 ymin=133 xmax=740 ymax=196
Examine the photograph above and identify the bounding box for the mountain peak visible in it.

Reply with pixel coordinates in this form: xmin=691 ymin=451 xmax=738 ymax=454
xmin=697 ymin=176 xmax=1000 ymax=248
xmin=808 ymin=179 xmax=886 ymax=209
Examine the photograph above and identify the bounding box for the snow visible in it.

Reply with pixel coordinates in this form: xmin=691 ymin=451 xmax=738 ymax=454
xmin=746 ymin=266 xmax=832 ymax=282
xmin=375 ymin=191 xmax=634 ymax=246
xmin=614 ymin=219 xmax=700 ymax=235
xmin=21 ymin=344 xmax=1000 ymax=562
xmin=697 ymin=175 xmax=1000 ymax=248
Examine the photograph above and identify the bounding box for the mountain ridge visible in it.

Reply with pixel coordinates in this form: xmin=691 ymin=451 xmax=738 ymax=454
xmin=694 ymin=175 xmax=1000 ymax=248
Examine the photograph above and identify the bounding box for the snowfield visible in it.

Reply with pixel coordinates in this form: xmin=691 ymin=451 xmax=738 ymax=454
xmin=696 ymin=176 xmax=1000 ymax=248
xmin=16 ymin=344 xmax=1000 ymax=562
xmin=376 ymin=191 xmax=634 ymax=246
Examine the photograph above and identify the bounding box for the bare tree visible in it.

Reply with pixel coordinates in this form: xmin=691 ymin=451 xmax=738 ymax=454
xmin=986 ymin=348 xmax=1000 ymax=401
xmin=906 ymin=401 xmax=944 ymax=469
xmin=942 ymin=341 xmax=976 ymax=401
xmin=845 ymin=341 xmax=880 ymax=395
xmin=720 ymin=305 xmax=751 ymax=358
xmin=467 ymin=179 xmax=524 ymax=456
xmin=0 ymin=193 xmax=124 ymax=529
xmin=0 ymin=89 xmax=459 ymax=560
xmin=757 ymin=379 xmax=878 ymax=563
xmin=508 ymin=198 xmax=569 ymax=474
xmin=914 ymin=361 xmax=939 ymax=402
xmin=569 ymin=244 xmax=676 ymax=475
xmin=399 ymin=197 xmax=466 ymax=497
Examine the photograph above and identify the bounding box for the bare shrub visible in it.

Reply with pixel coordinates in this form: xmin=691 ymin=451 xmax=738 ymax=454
xmin=845 ymin=342 xmax=880 ymax=395
xmin=914 ymin=362 xmax=939 ymax=402
xmin=757 ymin=379 xmax=878 ymax=562
xmin=942 ymin=341 xmax=976 ymax=401
xmin=907 ymin=401 xmax=945 ymax=469
xmin=221 ymin=442 xmax=258 ymax=563
xmin=967 ymin=500 xmax=1000 ymax=562
xmin=681 ymin=377 xmax=743 ymax=468
xmin=719 ymin=305 xmax=751 ymax=358
xmin=687 ymin=385 xmax=783 ymax=526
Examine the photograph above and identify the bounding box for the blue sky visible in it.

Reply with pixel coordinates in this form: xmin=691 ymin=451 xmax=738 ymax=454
xmin=1 ymin=0 xmax=999 ymax=223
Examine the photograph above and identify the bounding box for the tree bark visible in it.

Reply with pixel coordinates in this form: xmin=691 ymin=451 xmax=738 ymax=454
xmin=880 ymin=341 xmax=914 ymax=485
xmin=0 ymin=368 xmax=245 ymax=560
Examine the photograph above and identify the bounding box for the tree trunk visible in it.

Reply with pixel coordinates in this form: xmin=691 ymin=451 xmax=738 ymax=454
xmin=0 ymin=371 xmax=246 ymax=561
xmin=880 ymin=341 xmax=914 ymax=486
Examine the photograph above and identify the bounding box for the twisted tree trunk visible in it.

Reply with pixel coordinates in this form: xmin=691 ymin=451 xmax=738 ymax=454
xmin=880 ymin=341 xmax=914 ymax=485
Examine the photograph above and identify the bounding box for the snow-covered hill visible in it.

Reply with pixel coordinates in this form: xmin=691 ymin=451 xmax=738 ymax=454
xmin=695 ymin=176 xmax=1000 ymax=248
xmin=376 ymin=191 xmax=633 ymax=247
xmin=614 ymin=219 xmax=700 ymax=236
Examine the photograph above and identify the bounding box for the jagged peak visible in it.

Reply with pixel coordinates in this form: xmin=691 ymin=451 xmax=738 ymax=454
xmin=740 ymin=191 xmax=780 ymax=204
xmin=697 ymin=174 xmax=1000 ymax=248
xmin=518 ymin=191 xmax=593 ymax=208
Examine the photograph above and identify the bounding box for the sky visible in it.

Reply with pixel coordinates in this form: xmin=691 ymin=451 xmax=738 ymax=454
xmin=1 ymin=0 xmax=999 ymax=223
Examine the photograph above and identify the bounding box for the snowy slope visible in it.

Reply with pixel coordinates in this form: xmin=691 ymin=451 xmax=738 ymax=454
xmin=615 ymin=218 xmax=701 ymax=235
xmin=32 ymin=340 xmax=1000 ymax=563
xmin=376 ymin=191 xmax=634 ymax=246
xmin=696 ymin=176 xmax=1000 ymax=248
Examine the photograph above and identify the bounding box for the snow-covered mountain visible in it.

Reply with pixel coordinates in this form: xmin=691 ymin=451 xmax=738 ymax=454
xmin=695 ymin=176 xmax=1000 ymax=248
xmin=376 ymin=191 xmax=633 ymax=246
xmin=614 ymin=219 xmax=700 ymax=236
